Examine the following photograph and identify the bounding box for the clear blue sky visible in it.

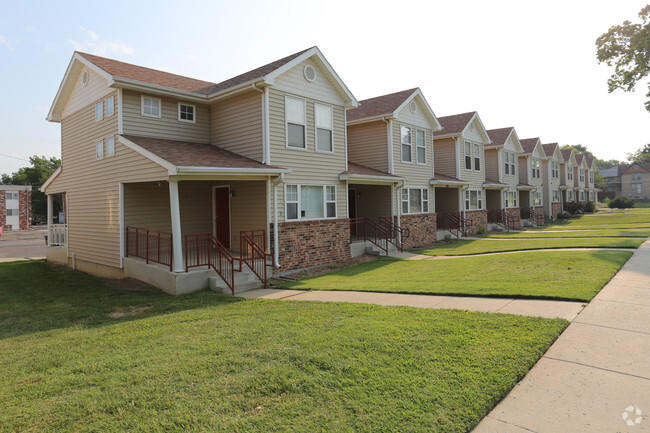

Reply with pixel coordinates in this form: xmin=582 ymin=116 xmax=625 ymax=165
xmin=1 ymin=0 xmax=648 ymax=175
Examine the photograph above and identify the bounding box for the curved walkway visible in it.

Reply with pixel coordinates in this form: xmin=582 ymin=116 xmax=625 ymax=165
xmin=389 ymin=247 xmax=636 ymax=260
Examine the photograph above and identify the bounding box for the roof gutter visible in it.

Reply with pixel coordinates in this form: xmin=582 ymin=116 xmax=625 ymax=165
xmin=175 ymin=166 xmax=291 ymax=175
xmin=339 ymin=173 xmax=404 ymax=182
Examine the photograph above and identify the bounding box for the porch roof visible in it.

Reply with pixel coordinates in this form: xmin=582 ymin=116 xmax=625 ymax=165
xmin=517 ymin=183 xmax=536 ymax=190
xmin=430 ymin=174 xmax=468 ymax=187
xmin=483 ymin=178 xmax=508 ymax=189
xmin=340 ymin=162 xmax=403 ymax=183
xmin=121 ymin=135 xmax=290 ymax=176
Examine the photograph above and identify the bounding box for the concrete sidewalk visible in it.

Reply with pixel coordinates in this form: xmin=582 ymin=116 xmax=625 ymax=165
xmin=237 ymin=289 xmax=586 ymax=321
xmin=473 ymin=239 xmax=650 ymax=433
xmin=0 ymin=228 xmax=47 ymax=262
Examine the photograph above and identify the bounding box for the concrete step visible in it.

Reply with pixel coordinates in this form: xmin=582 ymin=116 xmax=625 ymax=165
xmin=208 ymin=266 xmax=265 ymax=295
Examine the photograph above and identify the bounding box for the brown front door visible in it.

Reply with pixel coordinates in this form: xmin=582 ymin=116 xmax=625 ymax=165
xmin=214 ymin=187 xmax=230 ymax=248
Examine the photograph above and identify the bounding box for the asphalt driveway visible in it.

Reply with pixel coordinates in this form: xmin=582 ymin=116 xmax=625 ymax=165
xmin=0 ymin=227 xmax=47 ymax=262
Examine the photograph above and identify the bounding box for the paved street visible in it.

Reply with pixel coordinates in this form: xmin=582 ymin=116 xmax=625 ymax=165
xmin=0 ymin=228 xmax=47 ymax=262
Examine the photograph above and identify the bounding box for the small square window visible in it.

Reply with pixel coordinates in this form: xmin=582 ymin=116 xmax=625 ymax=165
xmin=178 ymin=103 xmax=195 ymax=123
xmin=95 ymin=102 xmax=103 ymax=120
xmin=106 ymin=96 xmax=114 ymax=116
xmin=142 ymin=96 xmax=161 ymax=118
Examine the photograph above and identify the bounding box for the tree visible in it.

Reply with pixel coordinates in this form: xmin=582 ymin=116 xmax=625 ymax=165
xmin=1 ymin=155 xmax=61 ymax=219
xmin=596 ymin=5 xmax=650 ymax=112
xmin=627 ymin=144 xmax=650 ymax=162
xmin=561 ymin=144 xmax=594 ymax=159
xmin=595 ymin=158 xmax=623 ymax=170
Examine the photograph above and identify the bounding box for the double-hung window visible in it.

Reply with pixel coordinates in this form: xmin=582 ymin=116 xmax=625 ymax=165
xmin=568 ymin=190 xmax=574 ymax=201
xmin=142 ymin=96 xmax=161 ymax=118
xmin=473 ymin=144 xmax=480 ymax=171
xmin=416 ymin=130 xmax=426 ymax=164
xmin=286 ymin=97 xmax=306 ymax=149
xmin=631 ymin=173 xmax=642 ymax=181
xmin=95 ymin=102 xmax=103 ymax=120
xmin=401 ymin=126 xmax=412 ymax=162
xmin=6 ymin=192 xmax=18 ymax=200
xmin=106 ymin=96 xmax=114 ymax=116
xmin=552 ymin=190 xmax=559 ymax=202
xmin=401 ymin=188 xmax=428 ymax=214
xmin=285 ymin=185 xmax=336 ymax=220
xmin=589 ymin=191 xmax=595 ymax=201
xmin=552 ymin=161 xmax=559 ymax=178
xmin=465 ymin=142 xmax=480 ymax=170
xmin=96 ymin=141 xmax=104 ymax=159
xmin=579 ymin=168 xmax=584 ymax=182
xmin=632 ymin=183 xmax=642 ymax=194
xmin=504 ymin=151 xmax=515 ymax=175
xmin=580 ymin=191 xmax=585 ymax=201
xmin=589 ymin=171 xmax=594 ymax=184
xmin=531 ymin=159 xmax=541 ymax=178
xmin=465 ymin=141 xmax=472 ymax=170
xmin=178 ymin=103 xmax=196 ymax=123
xmin=315 ymin=103 xmax=333 ymax=152
xmin=533 ymin=191 xmax=542 ymax=206
xmin=567 ymin=167 xmax=573 ymax=181
xmin=504 ymin=190 xmax=517 ymax=208
xmin=105 ymin=137 xmax=115 ymax=156
xmin=464 ymin=190 xmax=482 ymax=210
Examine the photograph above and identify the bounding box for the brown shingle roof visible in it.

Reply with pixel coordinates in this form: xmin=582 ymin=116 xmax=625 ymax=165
xmin=542 ymin=143 xmax=558 ymax=157
xmin=483 ymin=179 xmax=507 ymax=186
xmin=575 ymin=154 xmax=584 ymax=164
xmin=346 ymin=88 xmax=417 ymax=122
xmin=78 ymin=47 xmax=311 ymax=96
xmin=586 ymin=157 xmax=594 ymax=168
xmin=561 ymin=149 xmax=573 ymax=162
xmin=520 ymin=138 xmax=540 ymax=154
xmin=343 ymin=162 xmax=401 ymax=178
xmin=486 ymin=127 xmax=514 ymax=147
xmin=123 ymin=135 xmax=285 ymax=170
xmin=433 ymin=112 xmax=477 ymax=136
xmin=432 ymin=174 xmax=467 ymax=183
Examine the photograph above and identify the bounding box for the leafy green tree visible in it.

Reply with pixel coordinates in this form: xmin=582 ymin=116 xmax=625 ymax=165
xmin=596 ymin=5 xmax=650 ymax=112
xmin=595 ymin=158 xmax=623 ymax=170
xmin=1 ymin=156 xmax=61 ymax=219
xmin=627 ymin=144 xmax=650 ymax=162
xmin=561 ymin=144 xmax=594 ymax=159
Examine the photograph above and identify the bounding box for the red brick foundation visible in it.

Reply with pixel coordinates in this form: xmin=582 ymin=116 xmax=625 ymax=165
xmin=551 ymin=202 xmax=562 ymax=220
xmin=506 ymin=207 xmax=521 ymax=229
xmin=0 ymin=191 xmax=5 ymax=230
xmin=19 ymin=190 xmax=31 ymax=230
xmin=400 ymin=213 xmax=437 ymax=248
xmin=465 ymin=210 xmax=488 ymax=234
xmin=272 ymin=218 xmax=351 ymax=271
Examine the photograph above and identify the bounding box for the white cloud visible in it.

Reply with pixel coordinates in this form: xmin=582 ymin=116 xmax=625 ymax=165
xmin=0 ymin=34 xmax=9 ymax=46
xmin=69 ymin=28 xmax=134 ymax=56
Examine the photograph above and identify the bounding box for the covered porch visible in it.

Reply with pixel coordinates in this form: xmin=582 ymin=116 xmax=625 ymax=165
xmin=484 ymin=180 xmax=519 ymax=231
xmin=430 ymin=174 xmax=469 ymax=238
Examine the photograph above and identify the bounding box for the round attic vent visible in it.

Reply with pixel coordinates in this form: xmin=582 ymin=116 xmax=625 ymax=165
xmin=409 ymin=100 xmax=417 ymax=113
xmin=304 ymin=65 xmax=316 ymax=82
xmin=81 ymin=70 xmax=89 ymax=86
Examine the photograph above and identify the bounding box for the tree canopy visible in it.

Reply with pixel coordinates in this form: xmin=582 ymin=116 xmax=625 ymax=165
xmin=627 ymin=143 xmax=650 ymax=163
xmin=596 ymin=5 xmax=650 ymax=112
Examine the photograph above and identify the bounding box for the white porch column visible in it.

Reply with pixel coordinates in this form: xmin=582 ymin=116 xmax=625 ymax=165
xmin=169 ymin=179 xmax=184 ymax=272
xmin=46 ymin=194 xmax=53 ymax=246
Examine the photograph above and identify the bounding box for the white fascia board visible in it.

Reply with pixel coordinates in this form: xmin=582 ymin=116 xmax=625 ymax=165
xmin=118 ymin=135 xmax=177 ymax=173
xmin=339 ymin=173 xmax=403 ymax=183
xmin=516 ymin=185 xmax=535 ymax=190
xmin=462 ymin=112 xmax=492 ymax=144
xmin=264 ymin=47 xmax=359 ymax=108
xmin=47 ymin=53 xmax=116 ymax=122
xmin=429 ymin=179 xmax=469 ymax=186
xmin=483 ymin=183 xmax=508 ymax=189
xmin=40 ymin=167 xmax=62 ymax=192
xmin=176 ymin=166 xmax=291 ymax=175
xmin=113 ymin=78 xmax=209 ymax=103
xmin=393 ymin=89 xmax=442 ymax=131
xmin=508 ymin=129 xmax=524 ymax=153
xmin=346 ymin=114 xmax=394 ymax=125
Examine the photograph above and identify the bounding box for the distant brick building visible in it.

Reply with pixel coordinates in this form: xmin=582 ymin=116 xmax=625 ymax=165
xmin=0 ymin=185 xmax=32 ymax=231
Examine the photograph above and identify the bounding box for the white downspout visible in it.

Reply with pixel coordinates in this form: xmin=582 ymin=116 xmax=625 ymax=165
xmin=344 ymin=109 xmax=348 ymax=172
xmin=396 ymin=181 xmax=404 ymax=243
xmin=252 ymin=83 xmax=268 ymax=164
xmin=272 ymin=173 xmax=284 ymax=268
xmin=47 ymin=194 xmax=53 ymax=246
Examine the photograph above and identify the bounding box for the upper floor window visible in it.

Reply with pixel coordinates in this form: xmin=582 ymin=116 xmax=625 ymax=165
xmin=531 ymin=159 xmax=541 ymax=178
xmin=285 ymin=97 xmax=306 ymax=149
xmin=631 ymin=173 xmax=643 ymax=181
xmin=105 ymin=137 xmax=115 ymax=156
xmin=6 ymin=209 xmax=18 ymax=216
xmin=96 ymin=141 xmax=104 ymax=159
xmin=178 ymin=103 xmax=196 ymax=123
xmin=464 ymin=189 xmax=482 ymax=210
xmin=567 ymin=167 xmax=573 ymax=180
xmin=106 ymin=96 xmax=114 ymax=116
xmin=401 ymin=188 xmax=428 ymax=214
xmin=285 ymin=184 xmax=336 ymax=220
xmin=464 ymin=142 xmax=481 ymax=171
xmin=504 ymin=151 xmax=516 ymax=175
xmin=589 ymin=171 xmax=594 ymax=184
xmin=401 ymin=126 xmax=412 ymax=162
xmin=552 ymin=161 xmax=559 ymax=178
xmin=142 ymin=96 xmax=161 ymax=118
xmin=315 ymin=103 xmax=333 ymax=152
xmin=95 ymin=102 xmax=103 ymax=120
xmin=416 ymin=129 xmax=426 ymax=164
xmin=579 ymin=168 xmax=585 ymax=182
xmin=6 ymin=192 xmax=19 ymax=200
xmin=473 ymin=143 xmax=480 ymax=171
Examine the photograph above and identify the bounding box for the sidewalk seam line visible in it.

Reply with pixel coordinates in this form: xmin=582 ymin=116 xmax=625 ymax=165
xmin=572 ymin=320 xmax=650 ymax=336
xmin=543 ymin=356 xmax=650 ymax=381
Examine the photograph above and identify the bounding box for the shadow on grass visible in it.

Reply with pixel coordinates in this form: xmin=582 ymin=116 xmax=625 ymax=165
xmin=0 ymin=261 xmax=244 ymax=340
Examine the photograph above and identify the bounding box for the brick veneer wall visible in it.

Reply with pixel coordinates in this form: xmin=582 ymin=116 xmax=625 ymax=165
xmin=465 ymin=210 xmax=488 ymax=235
xmin=551 ymin=202 xmax=562 ymax=220
xmin=272 ymin=219 xmax=351 ymax=271
xmin=0 ymin=191 xmax=5 ymax=230
xmin=506 ymin=207 xmax=521 ymax=229
xmin=400 ymin=213 xmax=437 ymax=248
xmin=19 ymin=190 xmax=31 ymax=230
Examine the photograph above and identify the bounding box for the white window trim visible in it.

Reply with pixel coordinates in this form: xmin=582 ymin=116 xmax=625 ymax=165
xmin=285 ymin=96 xmax=307 ymax=151
xmin=105 ymin=96 xmax=114 ymax=116
xmin=464 ymin=189 xmax=483 ymax=210
xmin=401 ymin=125 xmax=413 ymax=163
xmin=314 ymin=102 xmax=334 ymax=154
xmin=96 ymin=141 xmax=104 ymax=159
xmin=105 ymin=137 xmax=115 ymax=157
xmin=284 ymin=184 xmax=337 ymax=221
xmin=141 ymin=95 xmax=162 ymax=118
xmin=504 ymin=190 xmax=518 ymax=208
xmin=95 ymin=102 xmax=103 ymax=121
xmin=473 ymin=143 xmax=481 ymax=172
xmin=401 ymin=188 xmax=429 ymax=214
xmin=464 ymin=141 xmax=472 ymax=171
xmin=178 ymin=102 xmax=196 ymax=123
xmin=415 ymin=129 xmax=426 ymax=165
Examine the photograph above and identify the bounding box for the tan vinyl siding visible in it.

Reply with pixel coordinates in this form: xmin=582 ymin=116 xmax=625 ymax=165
xmin=433 ymin=137 xmax=457 ymax=178
xmin=459 ymin=140 xmax=485 ymax=187
xmin=392 ymin=121 xmax=434 ymax=185
xmin=48 ymin=90 xmax=169 ymax=269
xmin=273 ymin=59 xmax=346 ymax=106
xmin=346 ymin=121 xmax=388 ymax=172
xmin=211 ymin=91 xmax=263 ymax=161
xmin=122 ymin=90 xmax=211 ymax=143
xmin=62 ymin=68 xmax=113 ymax=118
xmin=268 ymin=88 xmax=347 ymax=221
xmin=484 ymin=148 xmax=499 ymax=181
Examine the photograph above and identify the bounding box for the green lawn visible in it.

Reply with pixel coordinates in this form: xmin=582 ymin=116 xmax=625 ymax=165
xmin=539 ymin=208 xmax=650 ymax=229
xmin=278 ymin=251 xmax=631 ymax=302
xmin=483 ymin=228 xmax=650 ymax=238
xmin=1 ymin=261 xmax=568 ymax=433
xmin=415 ymin=237 xmax=643 ymax=256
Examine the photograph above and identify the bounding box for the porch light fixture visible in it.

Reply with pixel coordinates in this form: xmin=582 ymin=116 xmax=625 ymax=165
xmin=230 ymin=191 xmax=236 ymax=198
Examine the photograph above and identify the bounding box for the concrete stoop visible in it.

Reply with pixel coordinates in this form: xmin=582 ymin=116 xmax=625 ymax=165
xmin=209 ymin=267 xmax=264 ymax=294
xmin=436 ymin=230 xmax=459 ymax=241
xmin=351 ymin=240 xmax=398 ymax=257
